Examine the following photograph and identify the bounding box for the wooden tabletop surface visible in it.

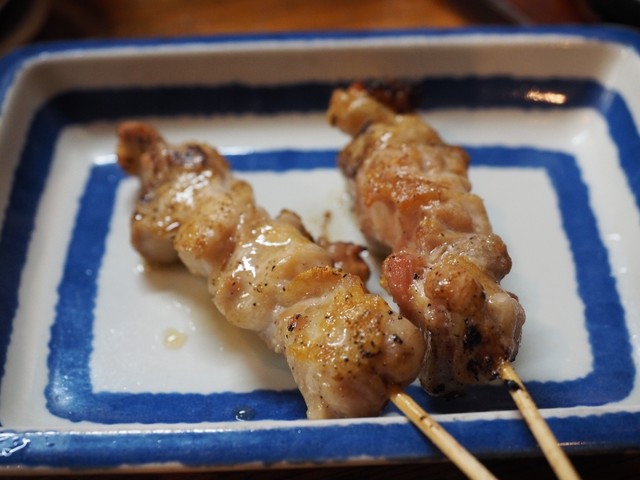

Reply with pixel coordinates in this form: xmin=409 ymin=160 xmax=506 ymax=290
xmin=29 ymin=0 xmax=611 ymax=44
xmin=6 ymin=0 xmax=640 ymax=478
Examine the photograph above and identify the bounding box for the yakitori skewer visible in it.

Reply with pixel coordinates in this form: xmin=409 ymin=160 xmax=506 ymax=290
xmin=327 ymin=80 xmax=580 ymax=479
xmin=116 ymin=120 xmax=424 ymax=420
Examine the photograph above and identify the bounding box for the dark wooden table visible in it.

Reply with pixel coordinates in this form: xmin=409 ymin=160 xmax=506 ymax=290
xmin=7 ymin=0 xmax=640 ymax=478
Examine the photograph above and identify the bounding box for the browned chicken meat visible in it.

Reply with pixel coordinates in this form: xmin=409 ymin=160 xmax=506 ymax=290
xmin=117 ymin=121 xmax=249 ymax=278
xmin=327 ymin=82 xmax=525 ymax=396
xmin=116 ymin=121 xmax=426 ymax=419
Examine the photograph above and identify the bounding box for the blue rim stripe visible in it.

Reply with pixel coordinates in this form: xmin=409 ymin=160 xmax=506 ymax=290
xmin=2 ymin=411 xmax=640 ymax=469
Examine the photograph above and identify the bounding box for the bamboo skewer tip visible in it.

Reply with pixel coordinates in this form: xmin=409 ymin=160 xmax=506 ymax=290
xmin=388 ymin=386 xmax=498 ymax=480
xmin=499 ymin=363 xmax=581 ymax=480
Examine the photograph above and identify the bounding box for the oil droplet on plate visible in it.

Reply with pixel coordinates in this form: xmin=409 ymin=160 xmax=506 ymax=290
xmin=235 ymin=407 xmax=256 ymax=421
xmin=163 ymin=328 xmax=187 ymax=349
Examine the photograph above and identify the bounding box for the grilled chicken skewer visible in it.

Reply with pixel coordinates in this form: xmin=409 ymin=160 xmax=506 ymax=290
xmin=327 ymin=82 xmax=581 ymax=480
xmin=327 ymin=81 xmax=526 ymax=397
xmin=116 ymin=121 xmax=425 ymax=419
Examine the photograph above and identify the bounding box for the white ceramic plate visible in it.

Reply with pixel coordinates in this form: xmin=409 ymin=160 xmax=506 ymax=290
xmin=0 ymin=26 xmax=639 ymax=472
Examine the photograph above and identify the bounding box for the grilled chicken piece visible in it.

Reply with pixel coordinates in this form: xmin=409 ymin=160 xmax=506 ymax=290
xmin=327 ymin=82 xmax=525 ymax=396
xmin=278 ymin=209 xmax=371 ymax=283
xmin=117 ymin=122 xmax=425 ymax=418
xmin=116 ymin=121 xmax=249 ymax=275
xmin=279 ymin=266 xmax=424 ymax=418
xmin=211 ymin=211 xmax=334 ymax=346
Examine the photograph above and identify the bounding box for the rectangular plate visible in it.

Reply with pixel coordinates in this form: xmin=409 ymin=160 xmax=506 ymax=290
xmin=1 ymin=26 xmax=640 ymax=472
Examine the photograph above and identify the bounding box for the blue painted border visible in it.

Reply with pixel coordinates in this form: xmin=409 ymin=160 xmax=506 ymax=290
xmin=0 ymin=27 xmax=638 ymax=468
xmin=2 ymin=410 xmax=640 ymax=470
xmin=43 ymin=145 xmax=632 ymax=424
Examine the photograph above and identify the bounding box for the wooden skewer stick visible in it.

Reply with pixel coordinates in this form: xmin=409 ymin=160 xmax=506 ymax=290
xmin=499 ymin=363 xmax=581 ymax=480
xmin=388 ymin=385 xmax=498 ymax=480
